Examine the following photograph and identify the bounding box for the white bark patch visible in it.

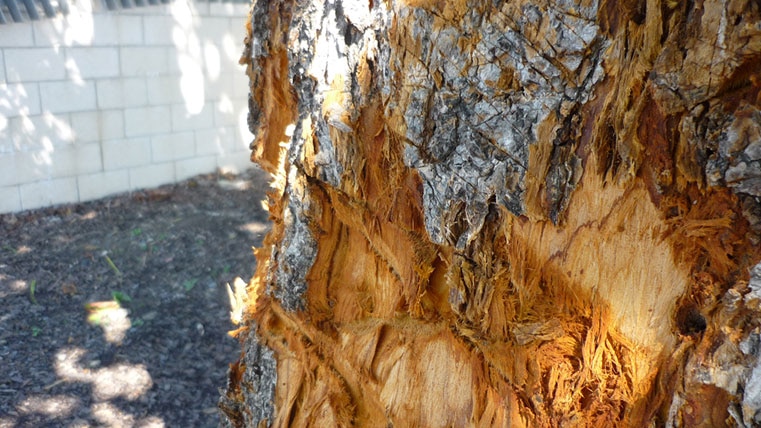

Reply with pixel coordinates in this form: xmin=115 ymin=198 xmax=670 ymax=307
xmin=287 ymin=0 xmax=391 ymax=188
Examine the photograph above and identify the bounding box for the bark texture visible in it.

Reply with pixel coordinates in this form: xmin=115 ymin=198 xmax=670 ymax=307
xmin=220 ymin=0 xmax=761 ymax=426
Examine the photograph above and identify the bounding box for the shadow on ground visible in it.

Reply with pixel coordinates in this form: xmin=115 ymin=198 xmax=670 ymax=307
xmin=0 ymin=167 xmax=271 ymax=427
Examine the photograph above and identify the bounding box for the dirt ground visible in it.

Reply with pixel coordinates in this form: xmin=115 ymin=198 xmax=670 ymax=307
xmin=0 ymin=167 xmax=271 ymax=427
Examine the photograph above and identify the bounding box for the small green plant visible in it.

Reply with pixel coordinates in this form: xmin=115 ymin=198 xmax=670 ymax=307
xmin=131 ymin=228 xmax=142 ymax=237
xmin=183 ymin=278 xmax=199 ymax=291
xmin=31 ymin=326 xmax=42 ymax=337
xmin=131 ymin=318 xmax=145 ymax=328
xmin=112 ymin=291 xmax=132 ymax=304
xmin=29 ymin=279 xmax=37 ymax=304
xmin=104 ymin=255 xmax=122 ymax=277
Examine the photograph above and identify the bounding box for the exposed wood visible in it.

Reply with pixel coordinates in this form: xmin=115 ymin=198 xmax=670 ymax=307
xmin=221 ymin=0 xmax=761 ymax=426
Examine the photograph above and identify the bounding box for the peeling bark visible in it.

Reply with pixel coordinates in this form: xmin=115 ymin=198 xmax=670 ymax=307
xmin=222 ymin=0 xmax=761 ymax=426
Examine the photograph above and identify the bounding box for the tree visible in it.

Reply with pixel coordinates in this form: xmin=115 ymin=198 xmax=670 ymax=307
xmin=220 ymin=0 xmax=761 ymax=426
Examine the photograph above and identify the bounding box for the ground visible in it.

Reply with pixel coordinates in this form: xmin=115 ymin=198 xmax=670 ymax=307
xmin=0 ymin=167 xmax=270 ymax=428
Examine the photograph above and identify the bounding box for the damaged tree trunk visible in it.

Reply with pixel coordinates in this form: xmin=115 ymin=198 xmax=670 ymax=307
xmin=220 ymin=0 xmax=761 ymax=426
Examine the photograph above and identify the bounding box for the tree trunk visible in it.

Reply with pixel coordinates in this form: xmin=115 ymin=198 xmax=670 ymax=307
xmin=220 ymin=0 xmax=761 ymax=426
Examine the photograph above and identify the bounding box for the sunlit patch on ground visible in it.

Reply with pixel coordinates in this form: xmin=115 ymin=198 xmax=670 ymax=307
xmin=239 ymin=221 xmax=270 ymax=239
xmin=17 ymin=394 xmax=80 ymax=417
xmin=92 ymin=402 xmax=166 ymax=427
xmin=54 ymin=347 xmax=154 ymax=400
xmin=0 ymin=278 xmax=34 ymax=299
xmin=85 ymin=301 xmax=132 ymax=344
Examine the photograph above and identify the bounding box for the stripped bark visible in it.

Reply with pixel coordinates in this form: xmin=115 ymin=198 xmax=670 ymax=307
xmin=221 ymin=0 xmax=761 ymax=426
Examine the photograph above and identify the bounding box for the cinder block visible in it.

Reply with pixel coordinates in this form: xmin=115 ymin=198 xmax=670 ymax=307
xmin=142 ymin=16 xmax=177 ymax=45
xmin=205 ymin=126 xmax=248 ymax=154
xmin=175 ymin=155 xmax=216 ymax=181
xmin=198 ymin=17 xmax=231 ymax=43
xmin=3 ymin=151 xmax=49 ymax=184
xmin=69 ymin=111 xmax=100 ymax=143
xmin=86 ymin=15 xmax=143 ymax=46
xmin=65 ymin=47 xmax=120 ymax=79
xmin=48 ymin=143 xmax=103 ymax=178
xmin=120 ymin=47 xmax=170 ymax=76
xmin=223 ymin=22 xmax=248 ymax=64
xmin=209 ymin=2 xmax=249 ymax=17
xmin=217 ymin=151 xmax=254 ymax=174
xmin=129 ymin=162 xmax=175 ymax=190
xmin=96 ymin=78 xmax=148 ymax=109
xmin=77 ymin=169 xmax=129 ymax=202
xmin=32 ymin=16 xmax=71 ymax=47
xmin=226 ymin=106 xmax=253 ymax=146
xmin=39 ymin=81 xmax=97 ymax=113
xmin=33 ymin=12 xmax=137 ymax=47
xmin=0 ymin=185 xmax=22 ymax=214
xmin=116 ymin=15 xmax=144 ymax=45
xmin=9 ymin=112 xmax=75 ymax=152
xmin=100 ymin=109 xmax=126 ymax=141
xmin=20 ymin=177 xmax=78 ymax=210
xmin=0 ymin=116 xmax=10 ymax=154
xmin=231 ymin=71 xmax=251 ymax=100
xmin=168 ymin=51 xmax=200 ymax=74
xmin=171 ymin=103 xmax=213 ymax=132
xmin=227 ymin=125 xmax=252 ymax=152
xmin=118 ymin=3 xmax=169 ymax=15
xmin=219 ymin=52 xmax=246 ymax=75
xmin=2 ymin=22 xmax=34 ymax=47
xmin=0 ymin=153 xmax=22 ymax=186
xmin=70 ymin=109 xmax=125 ymax=143
xmin=124 ymin=106 xmax=171 ymax=137
xmin=0 ymin=82 xmax=42 ymax=118
xmin=205 ymin=72 xmax=237 ymax=102
xmin=167 ymin=1 xmax=200 ymax=24
xmin=151 ymin=131 xmax=194 ymax=162
xmin=32 ymin=12 xmax=100 ymax=47
xmin=202 ymin=50 xmax=222 ymax=86
xmin=194 ymin=128 xmax=225 ymax=156
xmin=102 ymin=137 xmax=151 ymax=170
xmin=213 ymin=97 xmax=244 ymax=127
xmin=5 ymin=48 xmax=67 ymax=82
xmin=229 ymin=15 xmax=248 ymax=29
xmin=146 ymin=76 xmax=183 ymax=105
xmin=192 ymin=2 xmax=209 ymax=16
xmin=80 ymin=15 xmax=119 ymax=46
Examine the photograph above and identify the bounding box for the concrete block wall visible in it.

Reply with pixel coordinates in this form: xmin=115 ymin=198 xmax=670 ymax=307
xmin=0 ymin=0 xmax=254 ymax=213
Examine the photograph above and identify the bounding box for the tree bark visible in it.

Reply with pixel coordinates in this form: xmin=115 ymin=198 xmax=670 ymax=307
xmin=220 ymin=0 xmax=761 ymax=426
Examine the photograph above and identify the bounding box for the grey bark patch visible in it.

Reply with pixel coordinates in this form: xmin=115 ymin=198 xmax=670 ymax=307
xmin=262 ymin=0 xmax=391 ymax=312
xmin=388 ymin=1 xmax=605 ymax=245
xmin=270 ymin=168 xmax=319 ymax=312
xmin=245 ymin=0 xmax=290 ymax=138
xmin=672 ymin=262 xmax=761 ymax=428
xmin=694 ymin=103 xmax=761 ymax=231
xmin=242 ymin=329 xmax=277 ymax=427
xmin=736 ymin=263 xmax=761 ymax=426
xmin=218 ymin=328 xmax=277 ymax=428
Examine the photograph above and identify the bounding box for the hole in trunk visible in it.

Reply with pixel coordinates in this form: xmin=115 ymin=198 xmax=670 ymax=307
xmin=675 ymin=302 xmax=707 ymax=336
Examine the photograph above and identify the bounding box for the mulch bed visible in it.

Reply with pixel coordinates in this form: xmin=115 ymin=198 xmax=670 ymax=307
xmin=0 ymin=167 xmax=271 ymax=427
